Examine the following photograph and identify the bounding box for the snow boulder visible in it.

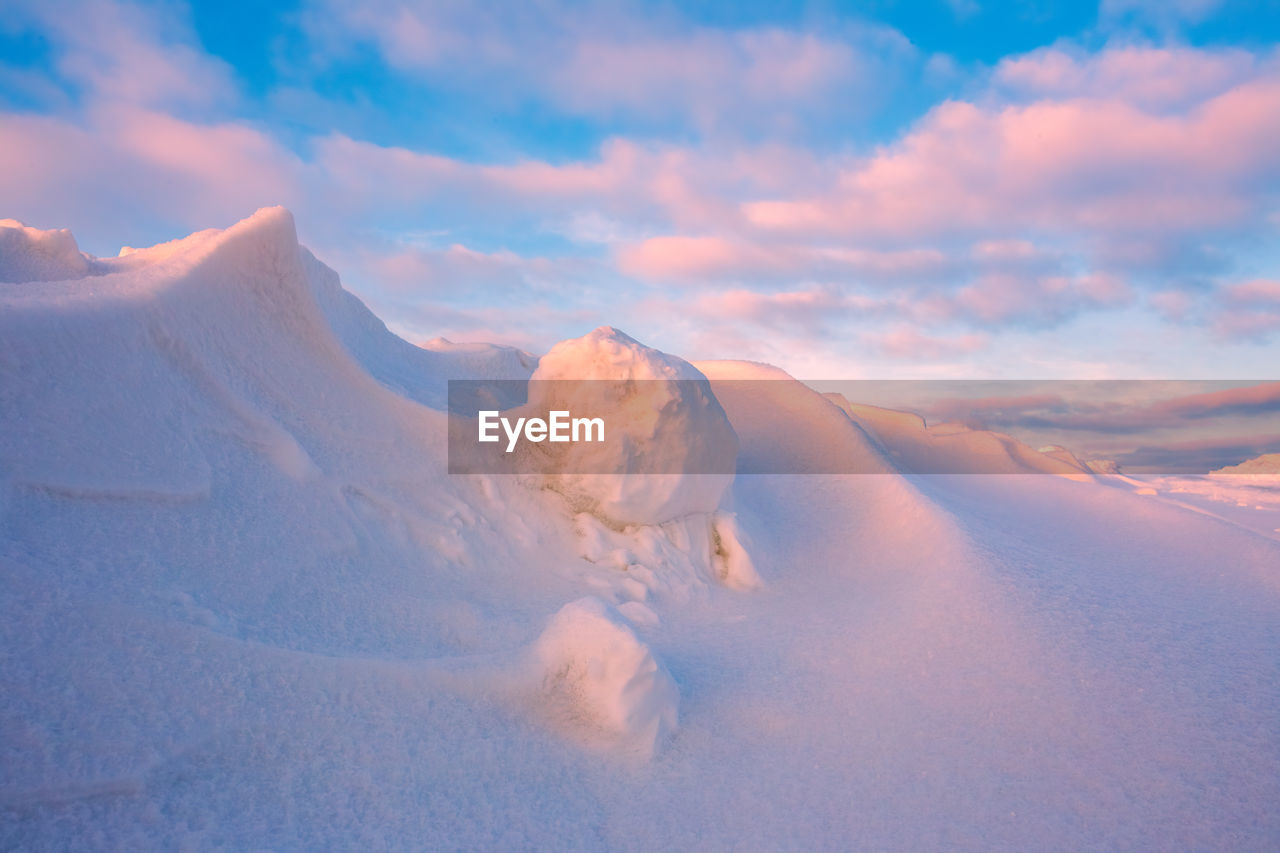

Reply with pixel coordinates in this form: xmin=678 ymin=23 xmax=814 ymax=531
xmin=531 ymin=597 xmax=679 ymax=757
xmin=526 ymin=327 xmax=736 ymax=526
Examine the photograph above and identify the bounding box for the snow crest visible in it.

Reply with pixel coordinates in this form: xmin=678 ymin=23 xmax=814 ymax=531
xmin=0 ymin=219 xmax=96 ymax=282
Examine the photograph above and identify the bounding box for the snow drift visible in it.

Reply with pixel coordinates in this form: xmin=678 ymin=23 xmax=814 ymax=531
xmin=528 ymin=596 xmax=679 ymax=757
xmin=0 ymin=218 xmax=96 ymax=282
xmin=826 ymin=396 xmax=1093 ymax=475
xmin=3 ymin=208 xmax=1278 ymax=851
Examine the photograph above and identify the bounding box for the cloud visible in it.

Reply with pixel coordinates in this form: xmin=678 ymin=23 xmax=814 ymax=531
xmin=946 ymin=270 xmax=1132 ymax=326
xmin=1153 ymin=381 xmax=1280 ymax=419
xmin=686 ymin=286 xmax=901 ymax=334
xmin=311 ymin=134 xmax=738 ymax=232
xmin=0 ymin=105 xmax=302 ymax=243
xmin=616 ymin=236 xmax=952 ymax=284
xmin=321 ymin=242 xmax=586 ymax=298
xmin=743 ymin=73 xmax=1280 ymax=240
xmin=921 ymin=381 xmax=1280 ymax=435
xmin=870 ymin=327 xmax=989 ymax=360
xmin=298 ymin=0 xmax=914 ymax=134
xmin=927 ymin=392 xmax=1069 ymax=425
xmin=1222 ymin=278 xmax=1280 ymax=305
xmin=5 ymin=0 xmax=237 ymax=110
xmin=1212 ymin=279 xmax=1280 ymax=340
xmin=1100 ymin=0 xmax=1228 ymax=28
xmin=3 ymin=8 xmax=1279 ymax=378
xmin=1112 ymin=432 xmax=1280 ymax=473
xmin=995 ymin=45 xmax=1264 ymax=110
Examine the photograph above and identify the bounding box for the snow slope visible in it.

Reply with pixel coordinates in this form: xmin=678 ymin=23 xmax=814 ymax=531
xmin=824 ymin=395 xmax=1092 ymax=475
xmin=2 ymin=210 xmax=1278 ymax=850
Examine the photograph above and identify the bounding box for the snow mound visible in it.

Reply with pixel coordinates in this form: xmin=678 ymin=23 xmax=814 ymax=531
xmin=421 ymin=337 xmax=538 ymax=378
xmin=0 ymin=219 xmax=96 ymax=282
xmin=530 ymin=596 xmax=679 ymax=756
xmin=528 ymin=327 xmax=736 ymax=525
xmin=568 ymin=509 xmax=760 ymax=602
xmin=1212 ymin=453 xmax=1280 ymax=475
xmin=697 ymin=361 xmax=897 ymax=474
xmin=828 ymin=396 xmax=1091 ymax=476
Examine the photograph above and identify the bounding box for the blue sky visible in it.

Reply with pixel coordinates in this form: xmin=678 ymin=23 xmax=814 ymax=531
xmin=3 ymin=0 xmax=1280 ymax=378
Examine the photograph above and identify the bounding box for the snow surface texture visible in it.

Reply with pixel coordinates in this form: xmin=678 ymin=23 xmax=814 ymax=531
xmin=2 ymin=209 xmax=1279 ymax=850
xmin=525 ymin=325 xmax=737 ymax=526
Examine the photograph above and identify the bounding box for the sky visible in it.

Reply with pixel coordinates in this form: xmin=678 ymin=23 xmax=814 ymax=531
xmin=2 ymin=0 xmax=1280 ymax=380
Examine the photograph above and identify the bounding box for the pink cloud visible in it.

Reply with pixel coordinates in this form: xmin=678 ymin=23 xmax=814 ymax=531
xmin=691 ymin=286 xmax=893 ymax=329
xmin=8 ymin=0 xmax=237 ymax=109
xmin=0 ymin=106 xmax=301 ymax=239
xmin=1225 ymin=279 xmax=1280 ymax=304
xmin=1213 ymin=311 xmax=1280 ymax=339
xmin=5 ymin=10 xmax=1275 ymax=365
xmin=942 ymin=270 xmax=1132 ymax=325
xmin=314 ymin=134 xmax=752 ymax=232
xmin=550 ymin=29 xmax=863 ymax=126
xmin=995 ymin=45 xmax=1264 ymax=111
xmin=1153 ymin=382 xmax=1280 ymax=418
xmin=742 ymin=68 xmax=1280 ymax=240
xmin=872 ymin=327 xmax=989 ymax=360
xmin=304 ymin=0 xmax=905 ymax=131
xmin=1210 ymin=279 xmax=1280 ymax=340
xmin=616 ymin=236 xmax=950 ymax=283
xmin=1148 ymin=289 xmax=1196 ymax=321
xmin=619 ymin=236 xmax=782 ymax=281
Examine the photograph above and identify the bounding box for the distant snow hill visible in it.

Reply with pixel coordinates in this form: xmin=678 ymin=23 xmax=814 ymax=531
xmin=1212 ymin=452 xmax=1280 ymax=474
xmin=3 ymin=209 xmax=1278 ymax=851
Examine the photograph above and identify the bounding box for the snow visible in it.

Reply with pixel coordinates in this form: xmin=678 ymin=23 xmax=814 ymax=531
xmin=2 ymin=208 xmax=1279 ymax=850
xmin=526 ymin=326 xmax=737 ymax=526
xmin=826 ymin=394 xmax=1093 ymax=475
xmin=708 ymin=509 xmax=761 ymax=591
xmin=700 ymin=361 xmax=897 ymax=475
xmin=526 ymin=596 xmax=679 ymax=757
xmin=0 ymin=218 xmax=97 ymax=282
xmin=1213 ymin=452 xmax=1280 ymax=475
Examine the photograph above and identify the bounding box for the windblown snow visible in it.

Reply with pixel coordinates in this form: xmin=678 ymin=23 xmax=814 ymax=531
xmin=1 ymin=209 xmax=1278 ymax=850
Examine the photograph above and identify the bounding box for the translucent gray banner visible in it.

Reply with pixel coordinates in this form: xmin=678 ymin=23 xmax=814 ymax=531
xmin=447 ymin=379 xmax=1280 ymax=475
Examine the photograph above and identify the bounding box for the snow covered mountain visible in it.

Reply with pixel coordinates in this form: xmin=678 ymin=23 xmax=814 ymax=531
xmin=2 ymin=210 xmax=1278 ymax=850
